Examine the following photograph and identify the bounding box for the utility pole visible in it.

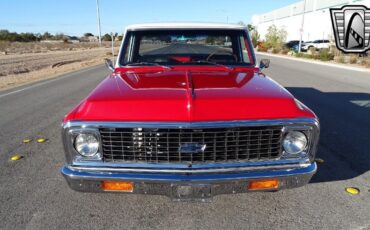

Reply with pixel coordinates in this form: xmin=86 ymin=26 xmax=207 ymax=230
xmin=298 ymin=0 xmax=307 ymax=53
xmin=96 ymin=0 xmax=102 ymax=46
xmin=111 ymin=32 xmax=115 ymax=64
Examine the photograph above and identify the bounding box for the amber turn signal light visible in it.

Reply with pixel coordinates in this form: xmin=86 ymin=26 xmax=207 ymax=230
xmin=248 ymin=179 xmax=279 ymax=191
xmin=102 ymin=181 xmax=134 ymax=192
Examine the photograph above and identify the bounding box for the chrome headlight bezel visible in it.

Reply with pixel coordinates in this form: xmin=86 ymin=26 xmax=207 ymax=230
xmin=281 ymin=125 xmax=316 ymax=160
xmin=63 ymin=128 xmax=102 ymax=163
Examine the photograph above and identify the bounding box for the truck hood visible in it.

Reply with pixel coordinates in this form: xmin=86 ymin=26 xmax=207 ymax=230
xmin=67 ymin=67 xmax=314 ymax=122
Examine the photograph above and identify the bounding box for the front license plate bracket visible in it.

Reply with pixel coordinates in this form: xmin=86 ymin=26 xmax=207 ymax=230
xmin=171 ymin=184 xmax=212 ymax=202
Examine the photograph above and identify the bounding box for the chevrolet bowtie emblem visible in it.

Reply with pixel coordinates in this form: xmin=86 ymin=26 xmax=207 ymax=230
xmin=179 ymin=143 xmax=207 ymax=154
xmin=330 ymin=5 xmax=370 ymax=53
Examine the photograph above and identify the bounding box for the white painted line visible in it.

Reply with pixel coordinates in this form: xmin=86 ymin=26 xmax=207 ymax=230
xmin=0 ymin=65 xmax=103 ymax=99
xmin=256 ymin=52 xmax=370 ymax=73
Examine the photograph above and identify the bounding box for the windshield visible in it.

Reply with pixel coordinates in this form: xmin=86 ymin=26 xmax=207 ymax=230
xmin=119 ymin=29 xmax=254 ymax=66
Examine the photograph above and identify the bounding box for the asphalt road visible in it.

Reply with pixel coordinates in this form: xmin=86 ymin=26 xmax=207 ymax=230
xmin=1 ymin=55 xmax=370 ymax=229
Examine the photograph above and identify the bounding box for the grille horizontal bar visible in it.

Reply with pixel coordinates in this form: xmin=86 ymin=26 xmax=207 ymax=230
xmin=100 ymin=126 xmax=283 ymax=164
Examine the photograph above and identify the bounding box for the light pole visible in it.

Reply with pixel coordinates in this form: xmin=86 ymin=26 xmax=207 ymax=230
xmin=298 ymin=0 xmax=307 ymax=53
xmin=96 ymin=0 xmax=102 ymax=46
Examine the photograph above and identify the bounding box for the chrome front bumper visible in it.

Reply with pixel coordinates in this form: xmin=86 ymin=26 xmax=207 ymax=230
xmin=61 ymin=162 xmax=317 ymax=198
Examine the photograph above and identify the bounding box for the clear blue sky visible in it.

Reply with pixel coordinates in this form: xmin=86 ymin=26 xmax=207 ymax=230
xmin=0 ymin=0 xmax=298 ymax=36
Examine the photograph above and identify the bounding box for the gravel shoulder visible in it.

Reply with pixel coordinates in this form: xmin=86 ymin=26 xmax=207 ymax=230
xmin=0 ymin=47 xmax=115 ymax=91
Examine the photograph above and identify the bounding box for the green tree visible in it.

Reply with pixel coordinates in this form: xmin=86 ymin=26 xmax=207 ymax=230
xmin=54 ymin=33 xmax=65 ymax=40
xmin=265 ymin=25 xmax=287 ymax=49
xmin=35 ymin=33 xmax=42 ymax=40
xmin=0 ymin=30 xmax=18 ymax=42
xmin=251 ymin=30 xmax=260 ymax=48
xmin=103 ymin=33 xmax=112 ymax=41
xmin=20 ymin=33 xmax=38 ymax=42
xmin=41 ymin=31 xmax=53 ymax=40
xmin=247 ymin=24 xmax=255 ymax=32
xmin=84 ymin=32 xmax=94 ymax=37
xmin=0 ymin=30 xmax=38 ymax=42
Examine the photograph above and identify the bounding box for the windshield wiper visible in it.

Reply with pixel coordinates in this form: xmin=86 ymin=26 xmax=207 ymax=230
xmin=126 ymin=62 xmax=171 ymax=69
xmin=188 ymin=60 xmax=232 ymax=70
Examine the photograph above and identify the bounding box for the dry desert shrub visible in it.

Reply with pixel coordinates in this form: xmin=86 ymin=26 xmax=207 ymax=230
xmin=280 ymin=47 xmax=289 ymax=55
xmin=364 ymin=59 xmax=370 ymax=68
xmin=308 ymin=47 xmax=317 ymax=55
xmin=349 ymin=55 xmax=358 ymax=64
xmin=330 ymin=45 xmax=342 ymax=56
xmin=0 ymin=41 xmax=10 ymax=52
xmin=334 ymin=55 xmax=345 ymax=63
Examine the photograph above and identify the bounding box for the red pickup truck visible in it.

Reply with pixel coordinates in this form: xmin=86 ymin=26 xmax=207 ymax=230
xmin=61 ymin=23 xmax=319 ymax=201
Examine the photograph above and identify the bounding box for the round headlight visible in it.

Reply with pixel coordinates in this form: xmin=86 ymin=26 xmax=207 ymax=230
xmin=74 ymin=133 xmax=99 ymax=157
xmin=283 ymin=131 xmax=307 ymax=155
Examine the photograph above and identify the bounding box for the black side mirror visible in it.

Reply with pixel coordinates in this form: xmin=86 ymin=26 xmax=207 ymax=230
xmin=259 ymin=59 xmax=270 ymax=70
xmin=260 ymin=59 xmax=270 ymax=70
xmin=105 ymin=58 xmax=114 ymax=71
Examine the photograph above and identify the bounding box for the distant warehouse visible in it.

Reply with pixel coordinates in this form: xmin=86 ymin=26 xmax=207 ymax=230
xmin=252 ymin=0 xmax=370 ymax=42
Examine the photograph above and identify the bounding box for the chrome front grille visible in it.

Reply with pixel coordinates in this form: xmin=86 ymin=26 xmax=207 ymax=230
xmin=100 ymin=126 xmax=283 ymax=164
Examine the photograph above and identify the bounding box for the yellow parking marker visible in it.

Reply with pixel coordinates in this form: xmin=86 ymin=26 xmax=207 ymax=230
xmin=345 ymin=187 xmax=360 ymax=195
xmin=10 ymin=154 xmax=23 ymax=161
xmin=23 ymin=139 xmax=32 ymax=144
xmin=36 ymin=138 xmax=47 ymax=143
xmin=315 ymin=158 xmax=324 ymax=164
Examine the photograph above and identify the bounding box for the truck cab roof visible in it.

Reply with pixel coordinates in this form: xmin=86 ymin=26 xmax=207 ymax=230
xmin=125 ymin=22 xmax=246 ymax=31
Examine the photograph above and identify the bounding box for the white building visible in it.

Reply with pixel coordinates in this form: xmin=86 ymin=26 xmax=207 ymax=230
xmin=252 ymin=0 xmax=370 ymax=42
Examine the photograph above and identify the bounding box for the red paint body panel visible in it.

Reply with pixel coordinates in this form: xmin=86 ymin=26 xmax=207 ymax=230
xmin=64 ymin=66 xmax=315 ymax=122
